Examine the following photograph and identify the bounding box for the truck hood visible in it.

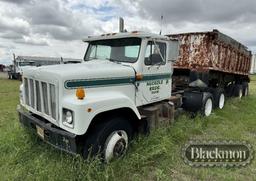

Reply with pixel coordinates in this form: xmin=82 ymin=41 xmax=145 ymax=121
xmin=23 ymin=60 xmax=136 ymax=86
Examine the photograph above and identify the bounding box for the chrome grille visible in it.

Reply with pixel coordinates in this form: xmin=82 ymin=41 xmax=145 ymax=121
xmin=24 ymin=78 xmax=29 ymax=105
xmin=50 ymin=84 xmax=56 ymax=120
xmin=35 ymin=81 xmax=41 ymax=112
xmin=41 ymin=82 xmax=49 ymax=115
xmin=23 ymin=77 xmax=58 ymax=122
xmin=29 ymin=79 xmax=35 ymax=108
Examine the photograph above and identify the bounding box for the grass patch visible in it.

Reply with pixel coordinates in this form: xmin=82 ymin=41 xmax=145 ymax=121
xmin=0 ymin=76 xmax=256 ymax=180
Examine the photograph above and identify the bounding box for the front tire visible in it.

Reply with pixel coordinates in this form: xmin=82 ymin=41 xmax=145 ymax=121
xmin=83 ymin=117 xmax=133 ymax=162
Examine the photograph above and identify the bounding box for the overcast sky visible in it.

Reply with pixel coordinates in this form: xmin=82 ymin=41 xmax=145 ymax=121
xmin=0 ymin=0 xmax=256 ymax=65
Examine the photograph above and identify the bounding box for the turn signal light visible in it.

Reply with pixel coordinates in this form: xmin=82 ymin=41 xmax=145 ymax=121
xmin=76 ymin=87 xmax=85 ymax=100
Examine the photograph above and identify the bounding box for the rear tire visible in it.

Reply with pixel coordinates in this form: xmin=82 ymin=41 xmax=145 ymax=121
xmin=242 ymin=82 xmax=249 ymax=96
xmin=212 ymin=88 xmax=225 ymax=109
xmin=83 ymin=117 xmax=133 ymax=162
xmin=225 ymin=84 xmax=235 ymax=97
xmin=201 ymin=92 xmax=213 ymax=117
xmin=234 ymin=84 xmax=243 ymax=98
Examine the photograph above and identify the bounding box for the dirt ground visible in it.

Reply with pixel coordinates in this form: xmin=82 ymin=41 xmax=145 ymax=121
xmin=0 ymin=72 xmax=8 ymax=79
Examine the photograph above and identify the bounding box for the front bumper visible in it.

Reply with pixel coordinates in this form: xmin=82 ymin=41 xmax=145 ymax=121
xmin=17 ymin=106 xmax=78 ymax=154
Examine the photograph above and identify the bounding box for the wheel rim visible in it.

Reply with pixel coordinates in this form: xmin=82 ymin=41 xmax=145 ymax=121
xmin=219 ymin=93 xmax=225 ymax=109
xmin=104 ymin=130 xmax=128 ymax=162
xmin=239 ymin=89 xmax=243 ymax=98
xmin=204 ymin=98 xmax=212 ymax=116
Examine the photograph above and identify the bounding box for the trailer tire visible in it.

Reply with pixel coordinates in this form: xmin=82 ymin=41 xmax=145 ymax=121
xmin=242 ymin=82 xmax=249 ymax=96
xmin=83 ymin=116 xmax=133 ymax=162
xmin=225 ymin=84 xmax=235 ymax=97
xmin=234 ymin=84 xmax=243 ymax=98
xmin=212 ymin=88 xmax=225 ymax=109
xmin=201 ymin=92 xmax=213 ymax=117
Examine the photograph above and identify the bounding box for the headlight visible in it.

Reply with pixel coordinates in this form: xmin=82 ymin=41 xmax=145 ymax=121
xmin=63 ymin=109 xmax=73 ymax=126
xmin=65 ymin=111 xmax=73 ymax=124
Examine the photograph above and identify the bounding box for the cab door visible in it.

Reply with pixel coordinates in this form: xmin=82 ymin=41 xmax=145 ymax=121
xmin=135 ymin=40 xmax=172 ymax=106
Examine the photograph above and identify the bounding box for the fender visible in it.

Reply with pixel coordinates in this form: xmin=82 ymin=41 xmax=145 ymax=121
xmin=62 ymin=92 xmax=141 ymax=135
xmin=86 ymin=93 xmax=141 ymax=122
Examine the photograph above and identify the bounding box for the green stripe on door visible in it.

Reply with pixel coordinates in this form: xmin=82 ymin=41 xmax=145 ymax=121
xmin=64 ymin=73 xmax=171 ymax=89
xmin=142 ymin=74 xmax=171 ymax=81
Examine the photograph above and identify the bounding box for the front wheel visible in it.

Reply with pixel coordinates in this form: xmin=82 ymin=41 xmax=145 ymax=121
xmin=104 ymin=130 xmax=128 ymax=162
xmin=83 ymin=117 xmax=133 ymax=162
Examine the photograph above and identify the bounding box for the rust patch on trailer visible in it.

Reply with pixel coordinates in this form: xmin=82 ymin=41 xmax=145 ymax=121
xmin=167 ymin=30 xmax=252 ymax=75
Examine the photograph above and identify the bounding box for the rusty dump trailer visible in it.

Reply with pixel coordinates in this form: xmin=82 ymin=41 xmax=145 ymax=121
xmin=167 ymin=30 xmax=251 ymax=113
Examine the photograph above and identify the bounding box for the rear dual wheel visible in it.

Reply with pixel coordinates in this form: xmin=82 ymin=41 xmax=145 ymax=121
xmin=242 ymin=82 xmax=249 ymax=96
xmin=212 ymin=88 xmax=225 ymax=109
xmin=184 ymin=90 xmax=224 ymax=117
xmin=234 ymin=84 xmax=243 ymax=98
xmin=234 ymin=83 xmax=249 ymax=98
xmin=201 ymin=89 xmax=226 ymax=116
xmin=202 ymin=92 xmax=213 ymax=117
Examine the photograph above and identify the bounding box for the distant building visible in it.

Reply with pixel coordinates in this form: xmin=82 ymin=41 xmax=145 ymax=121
xmin=8 ymin=55 xmax=82 ymax=80
xmin=0 ymin=64 xmax=5 ymax=72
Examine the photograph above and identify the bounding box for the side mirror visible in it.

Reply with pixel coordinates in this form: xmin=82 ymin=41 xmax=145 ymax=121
xmin=168 ymin=39 xmax=180 ymax=63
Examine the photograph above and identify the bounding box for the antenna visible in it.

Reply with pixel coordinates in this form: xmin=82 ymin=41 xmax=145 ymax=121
xmin=160 ymin=15 xmax=163 ymax=35
xmin=119 ymin=17 xmax=124 ymax=33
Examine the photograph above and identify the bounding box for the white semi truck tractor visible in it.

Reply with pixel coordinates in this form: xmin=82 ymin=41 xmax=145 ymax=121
xmin=17 ymin=30 xmax=250 ymax=162
xmin=18 ymin=32 xmax=180 ymax=161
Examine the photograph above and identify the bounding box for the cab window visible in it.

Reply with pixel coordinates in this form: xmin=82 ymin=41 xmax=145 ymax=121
xmin=144 ymin=41 xmax=166 ymax=65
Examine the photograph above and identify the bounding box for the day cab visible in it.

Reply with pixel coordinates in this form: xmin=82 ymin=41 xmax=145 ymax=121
xmin=17 ymin=31 xmax=179 ymax=161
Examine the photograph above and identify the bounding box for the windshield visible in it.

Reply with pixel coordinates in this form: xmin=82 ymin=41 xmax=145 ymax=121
xmin=84 ymin=37 xmax=141 ymax=63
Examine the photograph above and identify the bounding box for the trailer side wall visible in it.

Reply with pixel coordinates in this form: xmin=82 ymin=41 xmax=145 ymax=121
xmin=168 ymin=30 xmax=251 ymax=76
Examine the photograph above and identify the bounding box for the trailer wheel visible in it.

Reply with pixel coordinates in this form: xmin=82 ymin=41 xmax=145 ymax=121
xmin=83 ymin=117 xmax=133 ymax=162
xmin=242 ymin=82 xmax=249 ymax=96
xmin=234 ymin=84 xmax=243 ymax=98
xmin=225 ymin=84 xmax=235 ymax=97
xmin=201 ymin=93 xmax=213 ymax=117
xmin=212 ymin=88 xmax=225 ymax=109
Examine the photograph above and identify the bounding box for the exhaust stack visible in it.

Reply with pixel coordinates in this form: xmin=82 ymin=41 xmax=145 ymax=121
xmin=119 ymin=17 xmax=124 ymax=33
